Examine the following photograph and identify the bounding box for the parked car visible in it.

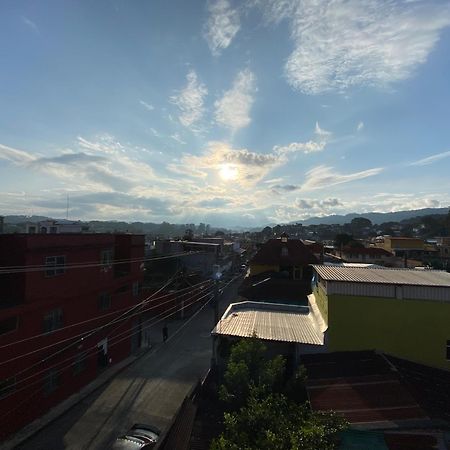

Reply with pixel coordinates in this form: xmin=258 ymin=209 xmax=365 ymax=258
xmin=112 ymin=423 xmax=161 ymax=449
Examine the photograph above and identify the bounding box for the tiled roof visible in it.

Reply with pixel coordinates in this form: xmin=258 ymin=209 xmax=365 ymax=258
xmin=313 ymin=265 xmax=450 ymax=287
xmin=341 ymin=247 xmax=393 ymax=256
xmin=250 ymin=238 xmax=318 ymax=266
xmin=211 ymin=301 xmax=323 ymax=345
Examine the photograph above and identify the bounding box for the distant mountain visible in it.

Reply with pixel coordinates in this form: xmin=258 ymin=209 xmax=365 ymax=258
xmin=295 ymin=207 xmax=450 ymax=226
xmin=3 ymin=215 xmax=52 ymax=224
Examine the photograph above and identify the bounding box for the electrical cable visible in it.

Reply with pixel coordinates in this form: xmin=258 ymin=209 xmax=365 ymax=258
xmin=0 ymin=251 xmax=204 ymax=275
xmin=0 ymin=278 xmax=210 ymax=351
xmin=0 ymin=289 xmax=214 ymax=399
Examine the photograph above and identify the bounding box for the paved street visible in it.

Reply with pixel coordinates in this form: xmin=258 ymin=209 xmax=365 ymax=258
xmin=16 ymin=277 xmax=241 ymax=450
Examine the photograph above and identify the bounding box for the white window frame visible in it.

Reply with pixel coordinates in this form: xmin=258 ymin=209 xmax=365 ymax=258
xmin=45 ymin=255 xmax=66 ymax=277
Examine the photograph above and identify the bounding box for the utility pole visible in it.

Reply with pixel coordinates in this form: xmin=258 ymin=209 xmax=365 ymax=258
xmin=211 ymin=271 xmax=221 ymax=370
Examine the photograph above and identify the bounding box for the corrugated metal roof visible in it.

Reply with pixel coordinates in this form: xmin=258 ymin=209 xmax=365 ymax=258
xmin=212 ymin=301 xmax=323 ymax=345
xmin=313 ymin=265 xmax=450 ymax=287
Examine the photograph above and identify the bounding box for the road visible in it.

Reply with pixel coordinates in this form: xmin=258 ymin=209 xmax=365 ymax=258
xmin=16 ymin=277 xmax=241 ymax=450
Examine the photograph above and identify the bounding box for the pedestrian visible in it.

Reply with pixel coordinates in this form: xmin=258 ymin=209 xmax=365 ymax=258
xmin=162 ymin=323 xmax=168 ymax=343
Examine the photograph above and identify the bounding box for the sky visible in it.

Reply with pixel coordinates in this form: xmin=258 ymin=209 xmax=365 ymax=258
xmin=1 ymin=0 xmax=450 ymax=228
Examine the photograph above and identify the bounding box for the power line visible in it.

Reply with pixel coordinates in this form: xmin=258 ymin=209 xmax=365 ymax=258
xmin=0 ymin=273 xmax=210 ymax=371
xmin=0 ymin=289 xmax=214 ymax=399
xmin=0 ymin=279 xmax=211 ymax=351
xmin=0 ymin=251 xmax=204 ymax=275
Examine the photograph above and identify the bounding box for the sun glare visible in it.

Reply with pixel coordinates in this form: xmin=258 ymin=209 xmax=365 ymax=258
xmin=218 ymin=164 xmax=238 ymax=181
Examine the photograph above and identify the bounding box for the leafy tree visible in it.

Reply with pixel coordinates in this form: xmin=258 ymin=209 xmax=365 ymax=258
xmin=212 ymin=390 xmax=347 ymax=450
xmin=333 ymin=233 xmax=353 ymax=248
xmin=219 ymin=337 xmax=285 ymax=408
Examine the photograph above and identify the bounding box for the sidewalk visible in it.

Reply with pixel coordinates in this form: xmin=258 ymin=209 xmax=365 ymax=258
xmin=8 ymin=276 xmax=241 ymax=450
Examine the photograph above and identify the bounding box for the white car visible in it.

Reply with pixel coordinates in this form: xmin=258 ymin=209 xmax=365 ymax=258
xmin=112 ymin=423 xmax=161 ymax=449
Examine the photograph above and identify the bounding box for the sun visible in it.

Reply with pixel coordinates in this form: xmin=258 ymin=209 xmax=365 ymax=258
xmin=218 ymin=164 xmax=238 ymax=181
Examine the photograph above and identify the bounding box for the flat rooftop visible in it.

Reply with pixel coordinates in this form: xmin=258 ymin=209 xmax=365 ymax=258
xmin=211 ymin=301 xmax=323 ymax=345
xmin=302 ymin=351 xmax=430 ymax=427
xmin=313 ymin=265 xmax=450 ymax=287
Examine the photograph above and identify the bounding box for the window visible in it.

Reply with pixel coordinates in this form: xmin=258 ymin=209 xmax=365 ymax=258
xmin=101 ymin=249 xmax=113 ymax=270
xmin=0 ymin=377 xmax=16 ymax=399
xmin=98 ymin=293 xmax=111 ymax=310
xmin=73 ymin=352 xmax=87 ymax=375
xmin=45 ymin=255 xmax=65 ymax=277
xmin=132 ymin=281 xmax=140 ymax=297
xmin=281 ymin=247 xmax=288 ymax=257
xmin=49 ymin=226 xmax=57 ymax=234
xmin=43 ymin=308 xmax=63 ymax=333
xmin=116 ymin=285 xmax=129 ymax=294
xmin=0 ymin=316 xmax=18 ymax=336
xmin=43 ymin=369 xmax=61 ymax=394
xmin=447 ymin=340 xmax=450 ymax=360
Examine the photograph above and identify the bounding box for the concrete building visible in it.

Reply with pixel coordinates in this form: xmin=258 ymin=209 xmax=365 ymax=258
xmin=311 ymin=265 xmax=450 ymax=370
xmin=338 ymin=246 xmax=395 ymax=266
xmin=25 ymin=220 xmax=89 ymax=234
xmin=0 ymin=233 xmax=145 ymax=439
xmin=249 ymin=234 xmax=318 ymax=280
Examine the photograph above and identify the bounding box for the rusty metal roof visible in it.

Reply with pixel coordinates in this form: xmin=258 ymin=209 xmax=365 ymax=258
xmin=313 ymin=265 xmax=450 ymax=287
xmin=211 ymin=301 xmax=323 ymax=345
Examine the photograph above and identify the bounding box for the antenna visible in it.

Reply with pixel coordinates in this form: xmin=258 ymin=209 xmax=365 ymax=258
xmin=66 ymin=194 xmax=69 ymax=220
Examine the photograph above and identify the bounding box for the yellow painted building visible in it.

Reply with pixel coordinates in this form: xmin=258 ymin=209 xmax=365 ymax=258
xmin=312 ymin=265 xmax=450 ymax=370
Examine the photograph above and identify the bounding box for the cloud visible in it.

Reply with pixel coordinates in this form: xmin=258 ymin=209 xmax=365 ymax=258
xmin=274 ymin=140 xmax=326 ymax=155
xmin=214 ymin=68 xmax=256 ymax=132
xmin=170 ymin=70 xmax=208 ymax=130
xmin=170 ymin=133 xmax=187 ymax=145
xmin=315 ymin=122 xmax=331 ymax=137
xmin=261 ymin=0 xmax=450 ymax=94
xmin=139 ymin=100 xmax=154 ymax=111
xmin=272 ymin=184 xmax=299 ymax=192
xmin=196 ymin=197 xmax=231 ymax=208
xmin=357 ymin=121 xmax=365 ymax=132
xmin=0 ymin=143 xmax=36 ymax=164
xmin=301 ymin=165 xmax=383 ymax=191
xmin=31 ymin=152 xmax=105 ymax=166
xmin=295 ymin=197 xmax=343 ymax=209
xmin=21 ymin=16 xmax=40 ymax=34
xmin=168 ymin=140 xmax=284 ymax=185
xmin=204 ymin=0 xmax=240 ymax=55
xmin=409 ymin=150 xmax=450 ymax=166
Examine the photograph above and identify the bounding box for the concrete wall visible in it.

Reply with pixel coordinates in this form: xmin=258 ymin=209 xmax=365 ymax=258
xmin=249 ymin=264 xmax=279 ymax=276
xmin=324 ymin=291 xmax=450 ymax=370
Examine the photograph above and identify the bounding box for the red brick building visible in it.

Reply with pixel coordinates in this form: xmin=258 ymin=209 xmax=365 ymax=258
xmin=0 ymin=233 xmax=145 ymax=440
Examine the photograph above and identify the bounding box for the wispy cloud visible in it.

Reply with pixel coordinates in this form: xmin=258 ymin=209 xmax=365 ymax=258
xmin=409 ymin=150 xmax=450 ymax=166
xmin=21 ymin=16 xmax=40 ymax=34
xmin=214 ymin=68 xmax=256 ymax=132
xmin=301 ymin=165 xmax=383 ymax=191
xmin=274 ymin=140 xmax=326 ymax=155
xmin=170 ymin=133 xmax=187 ymax=145
xmin=170 ymin=70 xmax=208 ymax=130
xmin=0 ymin=143 xmax=36 ymax=164
xmin=315 ymin=121 xmax=331 ymax=137
xmin=357 ymin=121 xmax=365 ymax=132
xmin=204 ymin=0 xmax=240 ymax=55
xmin=139 ymin=100 xmax=154 ymax=111
xmin=261 ymin=0 xmax=450 ymax=94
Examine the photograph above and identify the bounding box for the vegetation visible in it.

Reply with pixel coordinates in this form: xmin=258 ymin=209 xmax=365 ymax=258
xmin=211 ymin=337 xmax=347 ymax=450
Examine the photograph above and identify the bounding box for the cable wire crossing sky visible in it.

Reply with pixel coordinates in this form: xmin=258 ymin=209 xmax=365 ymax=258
xmin=0 ymin=0 xmax=450 ymax=227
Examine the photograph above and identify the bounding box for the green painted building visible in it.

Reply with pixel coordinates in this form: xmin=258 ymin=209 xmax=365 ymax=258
xmin=311 ymin=265 xmax=450 ymax=370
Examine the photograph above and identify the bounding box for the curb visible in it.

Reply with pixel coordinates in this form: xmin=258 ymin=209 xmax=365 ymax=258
xmin=2 ymin=346 xmax=155 ymax=450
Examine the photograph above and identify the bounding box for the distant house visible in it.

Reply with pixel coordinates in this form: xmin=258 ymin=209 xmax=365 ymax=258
xmin=339 ymin=246 xmax=395 ymax=266
xmin=249 ymin=233 xmax=318 ymax=280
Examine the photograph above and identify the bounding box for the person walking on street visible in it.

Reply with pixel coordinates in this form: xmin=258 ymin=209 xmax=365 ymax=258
xmin=162 ymin=323 xmax=168 ymax=343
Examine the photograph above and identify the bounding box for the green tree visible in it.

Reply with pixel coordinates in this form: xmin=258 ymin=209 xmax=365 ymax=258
xmin=333 ymin=233 xmax=353 ymax=248
xmin=212 ymin=390 xmax=347 ymax=450
xmin=219 ymin=337 xmax=285 ymax=408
